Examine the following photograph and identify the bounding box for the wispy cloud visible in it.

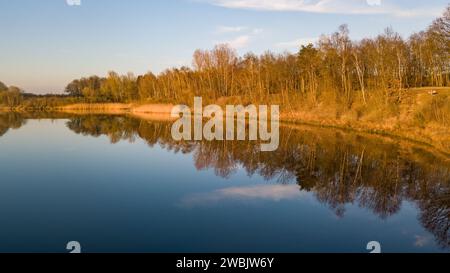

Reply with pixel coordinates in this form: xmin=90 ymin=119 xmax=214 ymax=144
xmin=217 ymin=26 xmax=248 ymax=33
xmin=220 ymin=35 xmax=251 ymax=48
xmin=214 ymin=26 xmax=264 ymax=49
xmin=66 ymin=0 xmax=81 ymax=6
xmin=366 ymin=0 xmax=381 ymax=6
xmin=252 ymin=28 xmax=264 ymax=34
xmin=202 ymin=0 xmax=443 ymax=18
xmin=276 ymin=37 xmax=318 ymax=50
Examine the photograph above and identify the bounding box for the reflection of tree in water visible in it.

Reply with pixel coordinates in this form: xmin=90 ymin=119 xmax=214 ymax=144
xmin=0 ymin=113 xmax=27 ymax=137
xmin=4 ymin=113 xmax=447 ymax=249
xmin=67 ymin=115 xmax=140 ymax=143
xmin=63 ymin=114 xmax=450 ymax=248
xmin=418 ymin=180 xmax=450 ymax=249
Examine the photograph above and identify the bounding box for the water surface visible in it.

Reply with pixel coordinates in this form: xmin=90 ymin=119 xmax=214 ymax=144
xmin=0 ymin=113 xmax=449 ymax=253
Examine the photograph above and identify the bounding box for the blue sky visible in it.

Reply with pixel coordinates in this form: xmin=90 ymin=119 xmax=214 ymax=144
xmin=0 ymin=0 xmax=448 ymax=94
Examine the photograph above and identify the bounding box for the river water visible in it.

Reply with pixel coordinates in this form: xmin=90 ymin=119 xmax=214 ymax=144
xmin=0 ymin=113 xmax=448 ymax=253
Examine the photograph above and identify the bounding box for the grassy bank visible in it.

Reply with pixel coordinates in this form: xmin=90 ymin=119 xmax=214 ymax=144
xmin=60 ymin=88 xmax=450 ymax=153
xmin=55 ymin=103 xmax=175 ymax=115
xmin=270 ymin=88 xmax=450 ymax=152
xmin=1 ymin=88 xmax=449 ymax=153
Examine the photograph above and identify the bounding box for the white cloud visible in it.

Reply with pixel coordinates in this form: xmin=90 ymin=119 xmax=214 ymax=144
xmin=202 ymin=0 xmax=442 ymax=18
xmin=225 ymin=35 xmax=251 ymax=48
xmin=276 ymin=37 xmax=318 ymax=50
xmin=252 ymin=28 xmax=264 ymax=34
xmin=214 ymin=26 xmax=264 ymax=49
xmin=217 ymin=26 xmax=248 ymax=33
xmin=366 ymin=0 xmax=381 ymax=7
xmin=66 ymin=0 xmax=81 ymax=6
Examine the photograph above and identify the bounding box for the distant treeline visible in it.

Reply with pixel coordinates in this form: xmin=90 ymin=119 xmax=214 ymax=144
xmin=1 ymin=6 xmax=449 ymax=112
xmin=0 ymin=82 xmax=80 ymax=109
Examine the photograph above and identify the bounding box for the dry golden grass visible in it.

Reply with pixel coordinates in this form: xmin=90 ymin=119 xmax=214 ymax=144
xmin=7 ymin=88 xmax=447 ymax=154
xmin=131 ymin=104 xmax=175 ymax=114
xmin=130 ymin=112 xmax=178 ymax=122
xmin=58 ymin=103 xmax=176 ymax=114
xmin=58 ymin=103 xmax=132 ymax=112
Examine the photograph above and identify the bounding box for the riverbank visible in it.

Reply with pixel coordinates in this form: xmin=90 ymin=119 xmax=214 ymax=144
xmin=54 ymin=101 xmax=450 ymax=154
xmin=281 ymin=111 xmax=450 ymax=155
xmin=1 ymin=90 xmax=449 ymax=154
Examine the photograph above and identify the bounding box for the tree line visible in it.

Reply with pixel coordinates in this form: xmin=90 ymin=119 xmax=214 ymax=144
xmin=1 ymin=6 xmax=449 ymax=113
xmin=62 ymin=6 xmax=449 ymax=109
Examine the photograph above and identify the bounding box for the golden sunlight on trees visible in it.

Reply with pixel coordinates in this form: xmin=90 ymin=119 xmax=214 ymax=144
xmin=0 ymin=81 xmax=8 ymax=93
xmin=0 ymin=83 xmax=23 ymax=108
xmin=56 ymin=7 xmax=449 ymax=109
xmin=2 ymin=6 xmax=449 ymax=129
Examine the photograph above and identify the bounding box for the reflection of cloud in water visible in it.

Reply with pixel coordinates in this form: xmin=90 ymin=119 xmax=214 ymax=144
xmin=414 ymin=235 xmax=432 ymax=247
xmin=181 ymin=184 xmax=304 ymax=207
